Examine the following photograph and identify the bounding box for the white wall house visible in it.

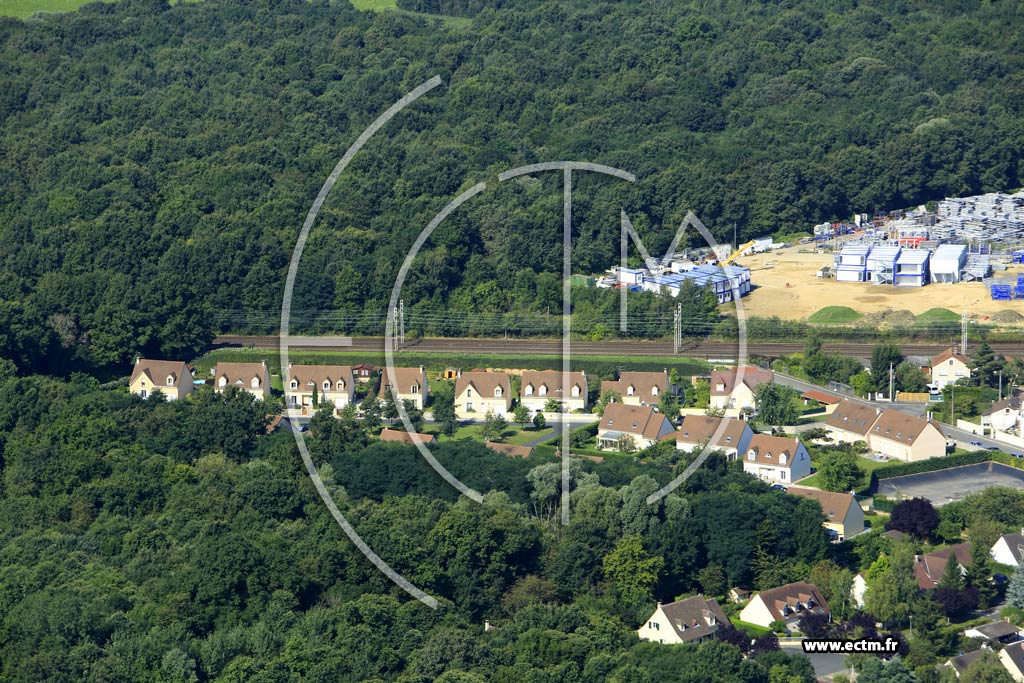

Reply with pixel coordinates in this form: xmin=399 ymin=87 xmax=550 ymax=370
xmin=520 ymin=370 xmax=588 ymax=413
xmin=739 ymin=581 xmax=830 ymax=632
xmin=741 ymin=434 xmax=811 ymax=484
xmin=637 ymin=596 xmax=729 ymax=645
xmin=931 ymin=348 xmax=971 ymax=390
xmin=992 ymin=531 xmax=1024 ymax=567
xmin=454 ymin=371 xmax=513 ymax=420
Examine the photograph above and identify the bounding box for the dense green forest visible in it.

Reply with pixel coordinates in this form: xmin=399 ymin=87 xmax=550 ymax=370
xmin=2 ymin=0 xmax=1024 ymax=374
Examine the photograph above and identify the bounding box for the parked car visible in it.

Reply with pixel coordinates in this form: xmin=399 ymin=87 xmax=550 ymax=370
xmin=1012 ymin=452 xmax=1024 ymax=459
xmin=986 ymin=445 xmax=1001 ymax=451
xmin=970 ymin=441 xmax=983 ymax=446
xmin=770 ymin=484 xmax=787 ymax=492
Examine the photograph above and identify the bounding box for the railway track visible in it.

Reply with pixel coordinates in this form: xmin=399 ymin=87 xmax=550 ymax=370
xmin=211 ymin=335 xmax=1024 ymax=360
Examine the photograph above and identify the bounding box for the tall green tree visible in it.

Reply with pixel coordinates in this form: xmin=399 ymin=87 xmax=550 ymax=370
xmin=753 ymin=383 xmax=800 ymax=425
xmin=870 ymin=344 xmax=904 ymax=393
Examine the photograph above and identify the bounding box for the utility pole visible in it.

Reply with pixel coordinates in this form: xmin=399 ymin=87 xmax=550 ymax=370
xmin=889 ymin=362 xmax=894 ymax=401
xmin=961 ymin=311 xmax=968 ymax=355
xmin=673 ymin=303 xmax=682 ymax=355
xmin=399 ymin=299 xmax=405 ymax=346
xmin=999 ymin=370 xmax=1003 ymax=402
xmin=951 ymin=380 xmax=956 ymax=426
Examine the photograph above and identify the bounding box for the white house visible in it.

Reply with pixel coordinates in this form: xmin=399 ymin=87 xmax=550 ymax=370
xmin=931 ymin=348 xmax=971 ymax=390
xmin=741 ymin=434 xmax=811 ymax=484
xmin=598 ymin=403 xmax=674 ymax=451
xmin=284 ymin=364 xmax=354 ymax=410
xmin=983 ymin=393 xmax=1023 ymax=433
xmin=454 ymin=371 xmax=512 ymax=420
xmin=130 ymin=358 xmax=193 ymax=401
xmin=381 ymin=366 xmax=429 ymax=410
xmin=213 ymin=361 xmax=272 ymax=401
xmin=709 ymin=366 xmax=773 ymax=412
xmin=992 ymin=531 xmax=1024 ymax=567
xmin=520 ymin=370 xmax=588 ymax=413
xmin=637 ymin=596 xmax=729 ymax=645
xmin=739 ymin=581 xmax=830 ymax=632
xmin=674 ymin=415 xmax=754 ymax=459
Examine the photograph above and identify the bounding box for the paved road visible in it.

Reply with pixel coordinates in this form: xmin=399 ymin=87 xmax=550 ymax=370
xmin=780 ymin=641 xmax=850 ymax=680
xmin=212 ymin=334 xmax=1024 ymax=361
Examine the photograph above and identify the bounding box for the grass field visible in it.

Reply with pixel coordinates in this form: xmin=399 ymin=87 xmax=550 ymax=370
xmin=797 ymin=452 xmax=891 ymax=490
xmin=807 ymin=305 xmax=863 ymax=323
xmin=915 ymin=307 xmax=961 ymax=325
xmin=443 ymin=423 xmax=554 ymax=445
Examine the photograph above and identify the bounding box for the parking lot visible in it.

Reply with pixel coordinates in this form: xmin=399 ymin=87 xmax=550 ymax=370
xmin=877 ymin=462 xmax=1024 ymax=506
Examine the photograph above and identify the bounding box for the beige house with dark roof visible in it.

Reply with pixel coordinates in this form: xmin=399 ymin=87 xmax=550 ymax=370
xmin=866 ymin=409 xmax=946 ymax=462
xmin=284 ymin=364 xmax=354 ymax=410
xmin=598 ymin=403 xmax=674 ymax=451
xmin=637 ymin=596 xmax=728 ymax=645
xmin=739 ymin=581 xmax=830 ymax=632
xmin=931 ymin=347 xmax=972 ymax=390
xmin=130 ymin=359 xmax=193 ymax=401
xmin=673 ymin=415 xmax=754 ymax=458
xmin=520 ymin=370 xmax=588 ymax=413
xmin=742 ymin=433 xmax=811 ymax=484
xmin=600 ymin=370 xmax=672 ymax=407
xmin=709 ymin=366 xmax=773 ymax=412
xmin=999 ymin=641 xmax=1024 ymax=680
xmin=213 ymin=361 xmax=272 ymax=400
xmin=827 ymin=399 xmax=945 ymax=461
xmin=381 ymin=366 xmax=429 ymax=410
xmin=786 ymin=486 xmax=865 ymax=541
xmin=826 ymin=399 xmax=879 ymax=444
xmin=454 ymin=371 xmax=512 ymax=419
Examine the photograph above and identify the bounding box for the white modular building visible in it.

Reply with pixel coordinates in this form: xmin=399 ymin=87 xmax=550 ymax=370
xmin=865 ymin=246 xmax=901 ymax=284
xmin=835 ymin=245 xmax=871 ymax=282
xmin=930 ymin=244 xmax=968 ymax=284
xmin=894 ymin=250 xmax=930 ymax=287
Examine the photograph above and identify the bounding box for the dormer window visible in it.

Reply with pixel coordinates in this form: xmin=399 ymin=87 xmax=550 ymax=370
xmin=627 ymin=385 xmax=635 ymax=396
xmin=290 ymin=380 xmax=298 ymax=389
xmin=780 ymin=454 xmax=787 ymax=465
xmin=525 ymin=385 xmax=534 ymax=396
xmin=747 ymin=450 xmax=755 ymax=461
xmin=166 ymin=376 xmax=174 ymax=386
xmin=652 ymin=386 xmax=659 ymax=396
xmin=571 ymin=386 xmax=580 ymax=397
xmin=219 ymin=377 xmax=227 ymax=388
xmin=494 ymin=387 xmax=503 ymax=397
xmin=251 ymin=377 xmax=260 ymax=389
xmin=539 ymin=385 xmax=547 ymax=396
xmin=337 ymin=380 xmax=345 ymax=391
xmin=411 ymin=385 xmax=419 ymax=394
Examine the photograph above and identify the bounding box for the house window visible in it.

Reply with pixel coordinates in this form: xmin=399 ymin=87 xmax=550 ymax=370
xmin=323 ymin=380 xmax=330 ymax=391
xmin=747 ymin=451 xmax=755 ymax=461
xmin=495 ymin=387 xmax=503 ymax=397
xmin=337 ymin=381 xmax=344 ymax=391
xmin=652 ymin=386 xmax=659 ymax=396
xmin=289 ymin=396 xmax=297 ymax=406
xmin=219 ymin=377 xmax=227 ymax=388
xmin=465 ymin=402 xmax=474 ymax=412
xmin=779 ymin=454 xmax=787 ymax=465
xmin=166 ymin=376 xmax=174 ymax=386
xmin=539 ymin=386 xmax=547 ymax=396
xmin=467 ymin=389 xmax=473 ymax=398
xmin=627 ymin=385 xmax=635 ymax=396
xmin=780 ymin=471 xmax=787 ymax=481
xmin=140 ymin=390 xmax=148 ymax=398
xmin=571 ymin=386 xmax=580 ymax=397
xmin=290 ymin=380 xmax=298 ymax=389
xmin=411 ymin=385 xmax=418 ymax=394
xmin=251 ymin=378 xmax=260 ymax=389
xmin=525 ymin=385 xmax=534 ymax=396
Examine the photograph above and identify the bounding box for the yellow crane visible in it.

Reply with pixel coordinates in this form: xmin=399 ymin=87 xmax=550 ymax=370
xmin=722 ymin=240 xmax=756 ymax=266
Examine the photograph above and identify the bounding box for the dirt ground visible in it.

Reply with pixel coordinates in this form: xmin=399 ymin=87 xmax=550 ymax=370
xmin=734 ymin=247 xmax=1024 ymax=322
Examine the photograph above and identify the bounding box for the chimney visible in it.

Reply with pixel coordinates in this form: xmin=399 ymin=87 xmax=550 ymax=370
xmin=261 ymin=359 xmax=267 ymax=367
xmin=484 ymin=620 xmax=494 ymax=632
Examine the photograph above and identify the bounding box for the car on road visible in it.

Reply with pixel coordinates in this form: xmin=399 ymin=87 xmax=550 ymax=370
xmin=770 ymin=484 xmax=787 ymax=492
xmin=1012 ymin=453 xmax=1024 ymax=459
xmin=986 ymin=445 xmax=1001 ymax=451
xmin=970 ymin=441 xmax=983 ymax=447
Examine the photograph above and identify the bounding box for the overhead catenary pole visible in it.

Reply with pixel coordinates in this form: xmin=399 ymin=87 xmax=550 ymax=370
xmin=961 ymin=311 xmax=968 ymax=355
